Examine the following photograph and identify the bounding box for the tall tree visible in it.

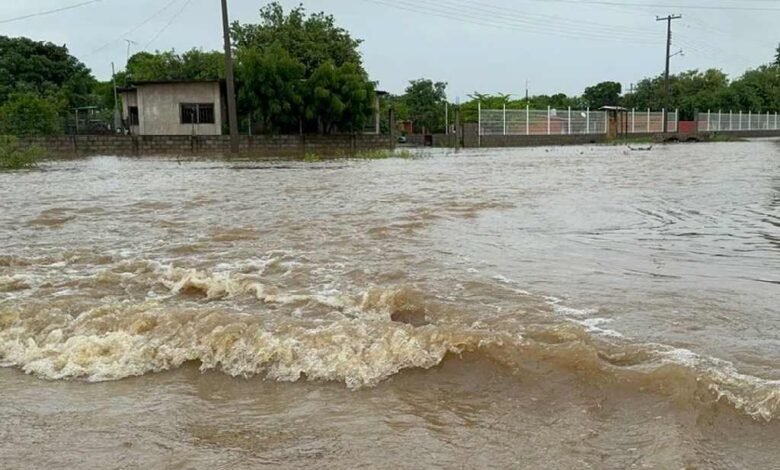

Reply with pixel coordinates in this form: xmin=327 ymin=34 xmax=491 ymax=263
xmin=231 ymin=2 xmax=363 ymax=76
xmin=0 ymin=36 xmax=94 ymax=108
xmin=404 ymin=79 xmax=447 ymax=133
xmin=775 ymin=43 xmax=780 ymax=67
xmin=582 ymin=81 xmax=622 ymax=108
xmin=238 ymin=44 xmax=305 ymax=133
xmin=0 ymin=92 xmax=62 ymax=136
xmin=305 ymin=61 xmax=376 ymax=134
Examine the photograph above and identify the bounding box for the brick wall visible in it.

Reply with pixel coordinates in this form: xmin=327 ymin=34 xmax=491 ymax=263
xmin=16 ymin=134 xmax=394 ymax=158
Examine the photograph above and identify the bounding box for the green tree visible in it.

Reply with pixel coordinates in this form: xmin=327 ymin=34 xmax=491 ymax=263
xmin=582 ymin=81 xmax=622 ymax=108
xmin=238 ymin=44 xmax=305 ymax=133
xmin=126 ymin=49 xmax=223 ymax=81
xmin=775 ymin=43 xmax=780 ymax=67
xmin=304 ymin=61 xmax=376 ymax=133
xmin=0 ymin=92 xmax=62 ymax=136
xmin=0 ymin=36 xmax=95 ymax=108
xmin=404 ymin=79 xmax=447 ymax=133
xmin=232 ymin=2 xmax=363 ymax=76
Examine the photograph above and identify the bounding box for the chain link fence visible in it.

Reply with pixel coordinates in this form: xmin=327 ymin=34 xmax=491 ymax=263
xmin=697 ymin=110 xmax=780 ymax=132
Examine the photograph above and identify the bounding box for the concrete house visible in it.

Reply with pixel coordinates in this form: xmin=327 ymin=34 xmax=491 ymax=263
xmin=119 ymin=80 xmax=227 ymax=136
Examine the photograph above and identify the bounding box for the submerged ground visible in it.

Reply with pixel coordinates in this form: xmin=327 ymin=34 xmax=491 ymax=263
xmin=1 ymin=141 xmax=779 ymax=468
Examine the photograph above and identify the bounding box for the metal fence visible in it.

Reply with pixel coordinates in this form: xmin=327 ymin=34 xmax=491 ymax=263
xmin=626 ymin=109 xmax=678 ymax=133
xmin=478 ymin=106 xmax=677 ymax=136
xmin=697 ymin=110 xmax=780 ymax=132
xmin=479 ymin=106 xmax=608 ymax=136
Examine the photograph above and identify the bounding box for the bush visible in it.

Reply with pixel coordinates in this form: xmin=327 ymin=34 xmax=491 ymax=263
xmin=0 ymin=136 xmax=42 ymax=169
xmin=0 ymin=93 xmax=62 ymax=136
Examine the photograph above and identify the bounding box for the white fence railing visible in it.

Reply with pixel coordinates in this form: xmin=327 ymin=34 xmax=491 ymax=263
xmin=479 ymin=106 xmax=607 ymax=136
xmin=627 ymin=109 xmax=678 ymax=133
xmin=478 ymin=105 xmax=678 ymax=136
xmin=698 ymin=110 xmax=780 ymax=132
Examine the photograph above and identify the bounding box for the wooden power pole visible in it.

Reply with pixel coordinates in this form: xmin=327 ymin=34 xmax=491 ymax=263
xmin=221 ymin=0 xmax=240 ymax=154
xmin=657 ymin=14 xmax=682 ymax=133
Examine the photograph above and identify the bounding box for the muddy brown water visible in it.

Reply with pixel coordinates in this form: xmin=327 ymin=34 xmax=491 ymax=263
xmin=1 ymin=141 xmax=779 ymax=469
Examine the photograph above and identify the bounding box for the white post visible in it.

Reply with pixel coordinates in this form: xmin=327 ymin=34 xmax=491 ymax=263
xmin=718 ymin=110 xmax=722 ymax=131
xmin=707 ymin=110 xmax=711 ymax=132
xmin=586 ymin=107 xmax=590 ymax=134
xmin=775 ymin=112 xmax=778 ymax=130
xmin=632 ymin=108 xmax=635 ymax=133
xmin=766 ymin=111 xmax=770 ymax=130
xmin=547 ymin=106 xmax=551 ymax=135
xmin=739 ymin=111 xmax=742 ymax=131
xmin=661 ymin=108 xmax=666 ymax=132
xmin=675 ymin=110 xmax=679 ymax=132
xmin=526 ymin=105 xmax=530 ymax=136
xmin=647 ymin=108 xmax=651 ymax=133
xmin=478 ymin=101 xmax=482 ymax=147
xmin=748 ymin=111 xmax=752 ymax=131
xmin=730 ymin=110 xmax=733 ymax=131
xmin=567 ymin=107 xmax=571 ymax=135
xmin=503 ymin=103 xmax=507 ymax=136
xmin=605 ymin=109 xmax=608 ymax=135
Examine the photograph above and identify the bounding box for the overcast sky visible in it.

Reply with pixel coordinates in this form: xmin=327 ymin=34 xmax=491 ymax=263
xmin=1 ymin=0 xmax=778 ymax=99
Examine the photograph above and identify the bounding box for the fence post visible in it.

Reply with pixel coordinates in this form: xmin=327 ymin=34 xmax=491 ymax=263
xmin=478 ymin=101 xmax=482 ymax=147
xmin=675 ymin=109 xmax=679 ymax=132
xmin=718 ymin=110 xmax=721 ymax=131
xmin=707 ymin=110 xmax=711 ymax=131
xmin=739 ymin=111 xmax=742 ymax=131
xmin=547 ymin=106 xmax=551 ymax=135
xmin=605 ymin=109 xmax=608 ymax=135
xmin=730 ymin=110 xmax=733 ymax=131
xmin=647 ymin=108 xmax=651 ymax=133
xmin=766 ymin=111 xmax=770 ymax=130
xmin=567 ymin=107 xmax=572 ymax=135
xmin=661 ymin=108 xmax=665 ymax=133
xmin=526 ymin=105 xmax=530 ymax=136
xmin=503 ymin=103 xmax=507 ymax=136
xmin=631 ymin=108 xmax=635 ymax=133
xmin=775 ymin=112 xmax=778 ymax=130
xmin=586 ymin=107 xmax=590 ymax=134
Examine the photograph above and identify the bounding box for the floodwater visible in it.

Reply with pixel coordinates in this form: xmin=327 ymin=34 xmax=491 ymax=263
xmin=1 ymin=141 xmax=779 ymax=469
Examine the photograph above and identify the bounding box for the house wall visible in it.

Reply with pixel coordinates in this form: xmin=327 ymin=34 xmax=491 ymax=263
xmin=133 ymin=82 xmax=223 ymax=136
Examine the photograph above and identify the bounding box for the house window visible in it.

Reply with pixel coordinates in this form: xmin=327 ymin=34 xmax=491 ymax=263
xmin=181 ymin=103 xmax=215 ymax=124
xmin=128 ymin=106 xmax=139 ymax=126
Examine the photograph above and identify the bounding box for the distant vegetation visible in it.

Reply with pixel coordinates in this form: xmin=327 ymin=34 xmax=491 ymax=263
xmin=0 ymin=5 xmax=778 ymax=136
xmin=0 ymin=136 xmax=42 ymax=170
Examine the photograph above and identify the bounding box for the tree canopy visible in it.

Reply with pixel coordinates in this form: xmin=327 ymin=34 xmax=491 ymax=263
xmin=583 ymin=81 xmax=622 ymax=108
xmin=231 ymin=2 xmax=363 ymax=76
xmin=0 ymin=36 xmax=94 ymax=109
xmin=126 ymin=49 xmax=224 ymax=81
xmin=402 ymin=79 xmax=448 ymax=133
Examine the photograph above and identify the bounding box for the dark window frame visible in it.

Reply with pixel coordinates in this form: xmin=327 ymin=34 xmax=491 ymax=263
xmin=180 ymin=103 xmax=215 ymax=125
xmin=128 ymin=106 xmax=139 ymax=126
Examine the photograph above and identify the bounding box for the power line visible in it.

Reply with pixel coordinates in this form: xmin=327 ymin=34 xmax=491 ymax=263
xmin=362 ymin=0 xmax=660 ymax=45
xmin=83 ymin=0 xmax=182 ymax=57
xmin=0 ymin=0 xmax=104 ymax=25
xmin=144 ymin=0 xmax=195 ymax=49
xmin=525 ymin=0 xmax=780 ymax=12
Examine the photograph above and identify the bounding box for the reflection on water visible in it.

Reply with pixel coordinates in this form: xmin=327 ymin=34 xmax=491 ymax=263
xmin=1 ymin=141 xmax=779 ymax=468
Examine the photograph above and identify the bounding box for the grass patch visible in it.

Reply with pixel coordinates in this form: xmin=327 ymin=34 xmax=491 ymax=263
xmin=0 ymin=136 xmax=42 ymax=170
xmin=705 ymin=133 xmax=747 ymax=142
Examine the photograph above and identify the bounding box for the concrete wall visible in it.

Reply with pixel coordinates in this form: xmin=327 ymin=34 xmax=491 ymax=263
xmin=122 ymin=82 xmax=223 ymax=136
xmin=17 ymin=134 xmax=394 ymax=158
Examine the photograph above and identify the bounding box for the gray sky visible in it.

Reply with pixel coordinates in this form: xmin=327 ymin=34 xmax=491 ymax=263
xmin=1 ymin=0 xmax=778 ymax=99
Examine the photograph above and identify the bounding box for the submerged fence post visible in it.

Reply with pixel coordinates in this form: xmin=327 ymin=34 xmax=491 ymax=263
xmin=675 ymin=109 xmax=679 ymax=132
xmin=547 ymin=106 xmax=551 ymax=135
xmin=748 ymin=111 xmax=752 ymax=131
xmin=707 ymin=110 xmax=711 ymax=132
xmin=631 ymin=108 xmax=635 ymax=133
xmin=526 ymin=105 xmax=530 ymax=136
xmin=718 ymin=110 xmax=722 ymax=131
xmin=568 ymin=107 xmax=572 ymax=135
xmin=738 ymin=111 xmax=742 ymax=131
xmin=767 ymin=111 xmax=770 ymax=130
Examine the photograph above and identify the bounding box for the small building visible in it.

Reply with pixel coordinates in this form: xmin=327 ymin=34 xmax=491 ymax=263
xmin=118 ymin=80 xmax=227 ymax=136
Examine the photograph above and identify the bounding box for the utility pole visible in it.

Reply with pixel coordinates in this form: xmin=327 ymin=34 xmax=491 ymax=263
xmin=221 ymin=0 xmax=240 ymax=154
xmin=657 ymin=14 xmax=682 ymax=133
xmin=111 ymin=62 xmax=121 ymax=132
